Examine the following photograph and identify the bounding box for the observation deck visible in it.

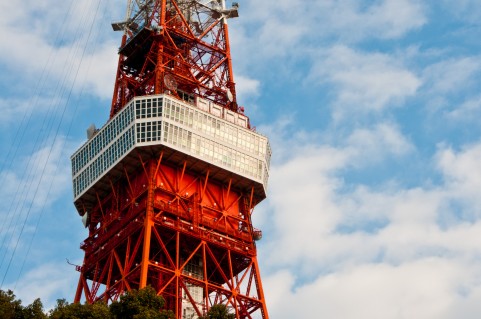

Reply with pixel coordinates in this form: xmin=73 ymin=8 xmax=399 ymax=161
xmin=71 ymin=94 xmax=271 ymax=213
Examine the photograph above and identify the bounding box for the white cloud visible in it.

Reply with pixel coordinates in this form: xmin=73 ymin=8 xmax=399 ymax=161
xmin=241 ymin=0 xmax=425 ymax=46
xmin=437 ymin=142 xmax=481 ymax=204
xmin=76 ymin=42 xmax=119 ymax=99
xmin=261 ymin=144 xmax=347 ymax=267
xmin=10 ymin=262 xmax=79 ymax=310
xmin=230 ymin=0 xmax=426 ymax=80
xmin=0 ymin=0 xmax=119 ymax=101
xmin=0 ymin=137 xmax=73 ymax=258
xmin=0 ymin=97 xmax=59 ymax=126
xmin=445 ymin=95 xmax=481 ymax=121
xmin=346 ymin=122 xmax=414 ymax=163
xmin=327 ymin=0 xmax=426 ymax=41
xmin=310 ymin=46 xmax=421 ymax=118
xmin=0 ymin=135 xmax=82 ymax=308
xmin=260 ymin=122 xmax=414 ymax=268
xmin=441 ymin=0 xmax=481 ymax=23
xmin=234 ymin=75 xmax=260 ymax=101
xmin=265 ymin=258 xmax=472 ymax=319
xmin=421 ymin=57 xmax=481 ymax=113
xmin=422 ymin=57 xmax=481 ymax=96
xmin=254 ymin=118 xmax=481 ymax=318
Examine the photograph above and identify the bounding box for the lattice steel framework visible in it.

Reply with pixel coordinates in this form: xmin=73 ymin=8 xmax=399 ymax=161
xmin=72 ymin=1 xmax=270 ymax=318
xmin=110 ymin=0 xmax=239 ymax=118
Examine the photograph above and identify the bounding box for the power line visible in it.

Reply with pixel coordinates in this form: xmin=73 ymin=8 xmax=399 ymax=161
xmin=0 ymin=0 xmax=107 ymax=288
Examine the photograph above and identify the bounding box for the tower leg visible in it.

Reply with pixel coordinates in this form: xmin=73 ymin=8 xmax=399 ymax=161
xmin=74 ymin=273 xmax=83 ymax=303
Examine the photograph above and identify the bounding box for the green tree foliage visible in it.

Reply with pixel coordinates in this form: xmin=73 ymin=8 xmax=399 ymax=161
xmin=1 ymin=287 xmax=237 ymax=319
xmin=48 ymin=299 xmax=111 ymax=319
xmin=0 ymin=289 xmax=47 ymax=319
xmin=199 ymin=304 xmax=235 ymax=319
xmin=0 ymin=289 xmax=21 ymax=319
xmin=109 ymin=286 xmax=174 ymax=319
xmin=48 ymin=287 xmax=174 ymax=319
xmin=23 ymin=298 xmax=48 ymax=319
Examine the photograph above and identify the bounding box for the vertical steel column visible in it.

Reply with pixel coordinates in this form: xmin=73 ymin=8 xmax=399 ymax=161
xmin=140 ymin=162 xmax=155 ymax=288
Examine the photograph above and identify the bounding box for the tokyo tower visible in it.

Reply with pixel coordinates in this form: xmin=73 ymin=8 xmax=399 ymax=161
xmin=70 ymin=1 xmax=271 ymax=318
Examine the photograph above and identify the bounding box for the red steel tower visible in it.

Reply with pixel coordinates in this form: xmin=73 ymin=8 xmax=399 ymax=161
xmin=71 ymin=1 xmax=271 ymax=318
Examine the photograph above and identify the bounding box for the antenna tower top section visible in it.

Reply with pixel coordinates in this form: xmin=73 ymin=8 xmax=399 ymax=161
xmin=110 ymin=0 xmax=240 ymax=118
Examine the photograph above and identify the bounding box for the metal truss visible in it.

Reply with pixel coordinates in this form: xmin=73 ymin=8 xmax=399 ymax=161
xmin=75 ymin=151 xmax=269 ymax=318
xmin=110 ymin=0 xmax=238 ymax=118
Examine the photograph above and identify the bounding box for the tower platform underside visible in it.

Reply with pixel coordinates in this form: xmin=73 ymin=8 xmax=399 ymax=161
xmin=72 ymin=94 xmax=270 ymax=213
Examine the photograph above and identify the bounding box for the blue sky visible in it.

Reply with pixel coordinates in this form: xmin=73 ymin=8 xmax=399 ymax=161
xmin=2 ymin=0 xmax=481 ymax=318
